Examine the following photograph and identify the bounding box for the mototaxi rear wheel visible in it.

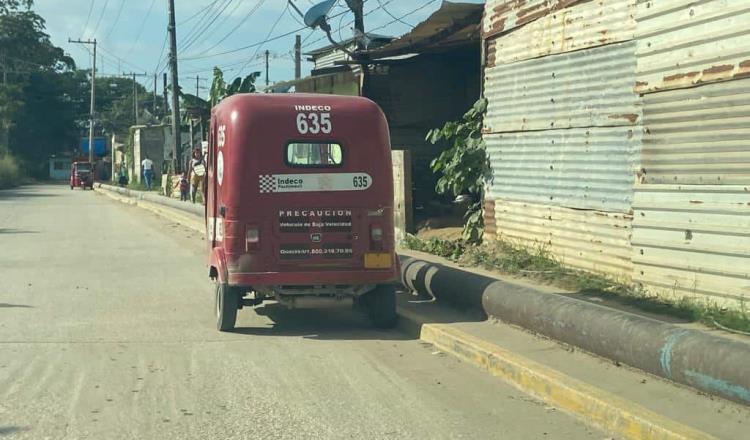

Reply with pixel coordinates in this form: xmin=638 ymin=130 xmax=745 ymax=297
xmin=215 ymin=282 xmax=240 ymax=332
xmin=365 ymin=284 xmax=398 ymax=329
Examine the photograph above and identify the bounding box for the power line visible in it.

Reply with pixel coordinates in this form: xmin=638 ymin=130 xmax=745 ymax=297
xmin=376 ymin=0 xmax=414 ymax=28
xmin=103 ymin=0 xmax=127 ymax=41
xmin=155 ymin=34 xmax=170 ymax=74
xmin=178 ymin=0 xmax=221 ymax=25
xmin=82 ymin=0 xmax=96 ymax=35
xmin=185 ymin=0 xmax=247 ymax=53
xmin=91 ymin=0 xmax=111 ymax=37
xmin=187 ymin=0 xmax=268 ymax=57
xmin=97 ymin=45 xmax=149 ymax=74
xmin=123 ymin=0 xmax=158 ymax=59
xmin=238 ymin=3 xmax=288 ymax=76
xmin=369 ymin=0 xmax=438 ymax=32
xmin=176 ymin=0 xmax=223 ymax=50
xmin=179 ymin=0 xmax=237 ymax=54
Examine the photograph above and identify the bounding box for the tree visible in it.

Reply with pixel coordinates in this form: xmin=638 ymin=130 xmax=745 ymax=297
xmin=180 ymin=67 xmax=260 ymax=121
xmin=0 ymin=0 xmax=80 ymax=175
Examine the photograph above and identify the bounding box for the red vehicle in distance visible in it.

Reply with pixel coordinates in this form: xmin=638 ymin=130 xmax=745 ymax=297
xmin=205 ymin=94 xmax=398 ymax=331
xmin=70 ymin=161 xmax=94 ymax=190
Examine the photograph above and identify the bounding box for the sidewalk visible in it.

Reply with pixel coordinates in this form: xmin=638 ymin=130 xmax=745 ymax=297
xmin=396 ymin=294 xmax=750 ymax=440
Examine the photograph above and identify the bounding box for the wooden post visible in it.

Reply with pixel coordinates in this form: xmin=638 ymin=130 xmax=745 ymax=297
xmin=391 ymin=150 xmax=413 ymax=244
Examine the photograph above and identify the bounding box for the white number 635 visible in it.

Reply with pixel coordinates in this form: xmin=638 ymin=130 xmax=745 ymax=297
xmin=296 ymin=112 xmax=331 ymax=135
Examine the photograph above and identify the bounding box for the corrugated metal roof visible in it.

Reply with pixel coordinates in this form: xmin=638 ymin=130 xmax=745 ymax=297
xmin=641 ymin=77 xmax=750 ymax=185
xmin=485 ymin=41 xmax=640 ymax=133
xmin=485 ymin=127 xmax=640 ymax=213
xmin=490 ymin=198 xmax=633 ymax=277
xmin=483 ymin=0 xmax=588 ymax=38
xmin=632 ymin=184 xmax=750 ymax=306
xmin=486 ymin=0 xmax=635 ymax=67
xmin=365 ymin=1 xmax=482 ymax=59
xmin=635 ymin=0 xmax=750 ymax=93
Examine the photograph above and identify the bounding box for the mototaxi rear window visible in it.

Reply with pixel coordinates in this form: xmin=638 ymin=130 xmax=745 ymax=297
xmin=285 ymin=142 xmax=343 ymax=168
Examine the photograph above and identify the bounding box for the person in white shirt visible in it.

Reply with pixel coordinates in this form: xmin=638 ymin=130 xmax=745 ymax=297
xmin=141 ymin=156 xmax=155 ymax=191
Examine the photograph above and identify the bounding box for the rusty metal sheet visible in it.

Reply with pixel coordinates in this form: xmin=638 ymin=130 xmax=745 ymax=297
xmin=483 ymin=0 xmax=588 ymax=38
xmin=632 ymin=184 xmax=750 ymax=307
xmin=489 ymin=198 xmax=634 ymax=278
xmin=487 ymin=0 xmax=636 ymax=67
xmin=485 ymin=126 xmax=640 ymax=214
xmin=636 ymin=0 xmax=750 ymax=93
xmin=485 ymin=41 xmax=640 ymax=133
xmin=641 ymin=77 xmax=750 ymax=185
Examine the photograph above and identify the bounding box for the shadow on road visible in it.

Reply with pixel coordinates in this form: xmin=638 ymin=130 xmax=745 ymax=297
xmin=0 ymin=228 xmax=39 ymax=234
xmin=232 ymin=302 xmax=413 ymax=341
xmin=0 ymin=188 xmax=60 ymax=199
xmin=0 ymin=303 xmax=33 ymax=308
xmin=0 ymin=426 xmax=27 ymax=436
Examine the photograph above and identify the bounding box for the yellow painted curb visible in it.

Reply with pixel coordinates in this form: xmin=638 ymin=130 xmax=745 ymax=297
xmin=419 ymin=322 xmax=716 ymax=440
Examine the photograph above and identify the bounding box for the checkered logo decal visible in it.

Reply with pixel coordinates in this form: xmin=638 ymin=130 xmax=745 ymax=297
xmin=259 ymin=175 xmax=276 ymax=193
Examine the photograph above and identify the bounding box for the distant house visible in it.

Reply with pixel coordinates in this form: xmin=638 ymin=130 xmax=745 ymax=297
xmin=49 ymin=154 xmax=72 ymax=180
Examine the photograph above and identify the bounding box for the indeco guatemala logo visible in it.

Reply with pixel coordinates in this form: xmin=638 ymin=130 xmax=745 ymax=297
xmin=259 ymin=173 xmax=372 ymax=194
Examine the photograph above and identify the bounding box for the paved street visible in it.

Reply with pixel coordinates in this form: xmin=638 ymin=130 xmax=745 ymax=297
xmin=0 ymin=184 xmax=600 ymax=439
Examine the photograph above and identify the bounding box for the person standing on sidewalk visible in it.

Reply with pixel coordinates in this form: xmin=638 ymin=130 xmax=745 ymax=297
xmin=141 ymin=156 xmax=154 ymax=191
xmin=188 ymin=148 xmax=206 ymax=204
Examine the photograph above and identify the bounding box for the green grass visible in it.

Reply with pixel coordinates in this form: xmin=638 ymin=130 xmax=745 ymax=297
xmin=403 ymin=235 xmax=750 ymax=334
xmin=0 ymin=154 xmax=22 ymax=189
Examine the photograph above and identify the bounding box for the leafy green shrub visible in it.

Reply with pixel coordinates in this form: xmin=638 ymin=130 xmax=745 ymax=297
xmin=426 ymin=98 xmax=491 ymax=243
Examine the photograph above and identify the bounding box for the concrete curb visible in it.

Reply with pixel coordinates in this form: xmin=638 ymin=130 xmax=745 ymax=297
xmin=400 ymin=257 xmax=750 ymax=406
xmin=397 ymin=308 xmax=715 ymax=440
xmin=95 ymin=183 xmax=750 ymax=407
xmin=96 ymin=184 xmax=204 ymax=234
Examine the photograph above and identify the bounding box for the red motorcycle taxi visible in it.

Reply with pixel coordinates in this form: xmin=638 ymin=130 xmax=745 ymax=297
xmin=205 ymin=94 xmax=398 ymax=331
xmin=70 ymin=161 xmax=94 ymax=190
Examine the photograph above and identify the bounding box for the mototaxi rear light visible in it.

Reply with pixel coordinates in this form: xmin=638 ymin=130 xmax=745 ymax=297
xmin=370 ymin=224 xmax=383 ymax=251
xmin=246 ymin=225 xmax=260 ymax=251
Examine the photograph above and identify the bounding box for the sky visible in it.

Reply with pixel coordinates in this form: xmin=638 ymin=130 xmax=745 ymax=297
xmin=34 ymin=0 xmax=485 ymax=99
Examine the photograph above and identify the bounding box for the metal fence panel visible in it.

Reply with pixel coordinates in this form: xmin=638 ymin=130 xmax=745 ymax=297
xmin=632 ymin=184 xmax=750 ymax=306
xmin=485 ymin=41 xmax=640 ymax=133
xmin=485 ymin=126 xmax=640 ymax=213
xmin=636 ymin=0 xmax=750 ymax=93
xmin=642 ymin=77 xmax=750 ymax=185
xmin=492 ymin=198 xmax=634 ymax=277
xmin=487 ymin=0 xmax=635 ymax=67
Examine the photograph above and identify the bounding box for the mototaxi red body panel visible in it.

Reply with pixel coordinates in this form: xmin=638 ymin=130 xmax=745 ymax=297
xmin=205 ymin=94 xmax=397 ymax=288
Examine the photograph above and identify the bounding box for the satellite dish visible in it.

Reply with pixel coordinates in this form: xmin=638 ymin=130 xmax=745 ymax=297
xmin=304 ymin=0 xmax=336 ymax=29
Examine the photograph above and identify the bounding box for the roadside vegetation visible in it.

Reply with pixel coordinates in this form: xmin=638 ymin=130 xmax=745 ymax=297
xmin=0 ymin=154 xmax=22 ymax=189
xmin=403 ymin=234 xmax=750 ymax=334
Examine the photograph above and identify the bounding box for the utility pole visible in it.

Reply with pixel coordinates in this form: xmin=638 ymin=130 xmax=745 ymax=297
xmin=163 ymin=73 xmax=168 ymax=116
xmin=167 ymin=0 xmax=182 ymax=172
xmin=123 ymin=72 xmax=149 ymax=125
xmin=343 ymin=0 xmax=368 ymax=96
xmin=196 ymin=75 xmax=200 ymax=97
xmin=294 ymin=35 xmax=301 ymax=80
xmin=153 ymin=73 xmax=157 ymax=114
xmin=265 ymin=50 xmax=270 ymax=87
xmin=345 ymin=0 xmax=365 ymax=50
xmin=69 ymin=38 xmax=97 ymax=163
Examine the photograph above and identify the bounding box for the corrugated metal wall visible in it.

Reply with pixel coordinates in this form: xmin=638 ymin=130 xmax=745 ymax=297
xmin=632 ymin=185 xmax=750 ymax=306
xmin=483 ymin=0 xmax=749 ymax=307
xmin=635 ymin=0 xmax=750 ymax=93
xmin=482 ymin=0 xmax=639 ymax=277
xmin=640 ymin=78 xmax=750 ymax=185
xmin=631 ymin=0 xmax=750 ymax=306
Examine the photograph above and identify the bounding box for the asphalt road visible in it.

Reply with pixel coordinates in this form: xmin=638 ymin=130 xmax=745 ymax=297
xmin=0 ymin=184 xmax=601 ymax=439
